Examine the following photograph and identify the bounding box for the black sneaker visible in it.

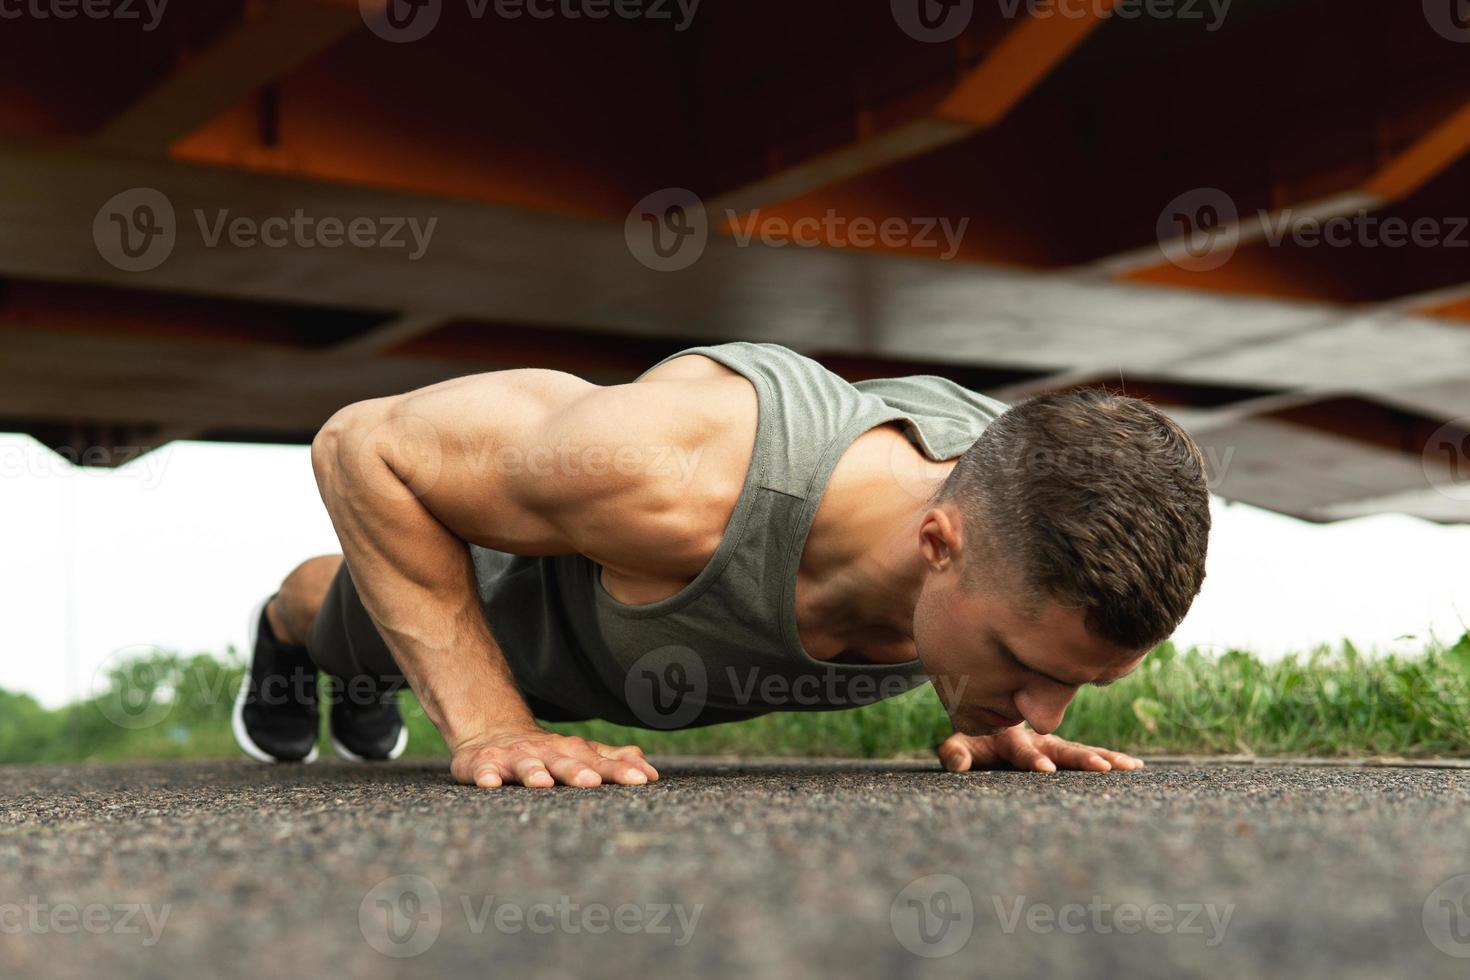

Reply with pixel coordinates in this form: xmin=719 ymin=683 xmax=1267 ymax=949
xmin=327 ymin=677 xmax=408 ymax=762
xmin=232 ymin=597 xmax=320 ymax=763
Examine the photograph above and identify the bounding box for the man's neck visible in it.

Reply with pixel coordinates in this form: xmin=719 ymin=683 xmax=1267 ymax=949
xmin=797 ymin=428 xmax=956 ymax=652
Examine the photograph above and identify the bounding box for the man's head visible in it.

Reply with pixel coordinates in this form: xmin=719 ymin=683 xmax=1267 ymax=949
xmin=912 ymin=388 xmax=1211 ymax=737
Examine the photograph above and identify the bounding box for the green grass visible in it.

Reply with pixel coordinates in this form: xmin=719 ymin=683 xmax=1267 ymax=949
xmin=5 ymin=633 xmax=1469 ymax=765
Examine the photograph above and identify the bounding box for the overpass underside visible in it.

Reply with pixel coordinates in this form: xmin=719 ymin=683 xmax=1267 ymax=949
xmin=2 ymin=0 xmax=1469 ymax=521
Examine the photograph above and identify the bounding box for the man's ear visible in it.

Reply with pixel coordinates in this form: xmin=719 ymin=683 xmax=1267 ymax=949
xmin=919 ymin=505 xmax=963 ymax=573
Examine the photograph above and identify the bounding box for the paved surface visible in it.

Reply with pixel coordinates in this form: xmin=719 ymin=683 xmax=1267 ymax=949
xmin=3 ymin=758 xmax=1470 ymax=979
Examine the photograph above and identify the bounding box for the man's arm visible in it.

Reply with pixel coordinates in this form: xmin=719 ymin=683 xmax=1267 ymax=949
xmin=310 ymin=365 xmax=750 ymax=788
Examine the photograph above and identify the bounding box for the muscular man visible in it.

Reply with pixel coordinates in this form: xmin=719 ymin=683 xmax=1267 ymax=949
xmin=232 ymin=342 xmax=1210 ymax=786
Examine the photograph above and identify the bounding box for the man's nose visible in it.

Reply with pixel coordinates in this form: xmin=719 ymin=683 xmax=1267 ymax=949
xmin=1013 ymin=684 xmax=1077 ymax=735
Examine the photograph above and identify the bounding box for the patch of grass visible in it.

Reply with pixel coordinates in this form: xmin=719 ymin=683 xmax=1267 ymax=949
xmin=1057 ymin=635 xmax=1470 ymax=757
xmin=6 ymin=634 xmax=1469 ymax=765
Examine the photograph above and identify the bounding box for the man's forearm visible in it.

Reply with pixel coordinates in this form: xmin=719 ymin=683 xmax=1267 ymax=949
xmin=310 ymin=402 xmax=536 ymax=746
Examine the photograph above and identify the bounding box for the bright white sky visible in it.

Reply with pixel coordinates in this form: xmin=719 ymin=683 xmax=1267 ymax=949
xmin=2 ymin=432 xmax=1466 ymax=708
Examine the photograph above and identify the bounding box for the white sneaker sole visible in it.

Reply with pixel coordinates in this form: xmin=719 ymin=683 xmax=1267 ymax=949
xmin=232 ymin=596 xmax=319 ymax=765
xmin=329 ymin=716 xmax=409 ymax=762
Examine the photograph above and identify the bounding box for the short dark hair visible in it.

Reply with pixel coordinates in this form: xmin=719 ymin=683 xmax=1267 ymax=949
xmin=938 ymin=388 xmax=1211 ymax=651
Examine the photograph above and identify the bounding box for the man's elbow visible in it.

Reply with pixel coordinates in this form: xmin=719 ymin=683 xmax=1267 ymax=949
xmin=311 ymin=398 xmax=392 ymax=496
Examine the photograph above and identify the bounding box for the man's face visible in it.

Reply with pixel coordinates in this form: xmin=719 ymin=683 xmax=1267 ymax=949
xmin=912 ymin=512 xmax=1147 ymax=737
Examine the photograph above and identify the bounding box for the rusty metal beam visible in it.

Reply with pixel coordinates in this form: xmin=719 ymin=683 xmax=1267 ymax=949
xmin=931 ymin=0 xmax=1118 ymax=127
xmin=711 ymin=4 xmax=1116 ymax=216
xmin=88 ymin=0 xmax=372 ymax=155
xmin=1108 ymin=98 xmax=1470 ymax=289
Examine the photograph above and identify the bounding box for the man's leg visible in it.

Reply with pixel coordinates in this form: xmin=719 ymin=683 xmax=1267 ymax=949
xmin=234 ymin=555 xmax=409 ymax=763
xmin=264 ymin=555 xmax=342 ymax=648
xmin=232 ymin=556 xmax=339 ymax=763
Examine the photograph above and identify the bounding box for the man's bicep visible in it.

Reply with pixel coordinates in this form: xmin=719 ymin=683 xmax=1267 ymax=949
xmin=365 ymin=368 xmax=605 ymax=554
xmin=358 ymin=368 xmax=753 ymax=568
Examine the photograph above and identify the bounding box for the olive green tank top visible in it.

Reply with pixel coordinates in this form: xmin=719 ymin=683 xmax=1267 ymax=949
xmin=470 ymin=342 xmax=1008 ymax=730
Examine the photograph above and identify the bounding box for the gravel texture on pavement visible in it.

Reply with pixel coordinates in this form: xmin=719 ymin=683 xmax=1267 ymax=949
xmin=3 ymin=758 xmax=1470 ymax=979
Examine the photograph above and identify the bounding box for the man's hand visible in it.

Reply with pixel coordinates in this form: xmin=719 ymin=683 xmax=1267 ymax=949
xmin=450 ymin=727 xmax=660 ymax=788
xmin=937 ymin=727 xmax=1143 ymax=773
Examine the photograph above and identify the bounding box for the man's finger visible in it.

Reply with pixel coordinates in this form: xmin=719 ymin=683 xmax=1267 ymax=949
xmin=938 ymin=735 xmax=1007 ymax=772
xmin=547 ymin=755 xmax=601 ymax=787
xmin=510 ymin=756 xmax=556 ymax=788
xmin=592 ymin=743 xmax=660 ymax=781
xmin=1095 ymin=748 xmax=1144 ymax=770
xmin=938 ymin=735 xmax=973 ymax=772
xmin=588 ymin=756 xmax=648 ymax=785
xmin=1045 ymin=739 xmax=1111 ymax=771
xmin=1004 ymin=741 xmax=1057 ymax=773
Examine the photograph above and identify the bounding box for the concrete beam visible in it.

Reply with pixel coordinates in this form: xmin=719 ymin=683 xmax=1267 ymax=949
xmin=6 ymin=143 xmax=1470 ymax=395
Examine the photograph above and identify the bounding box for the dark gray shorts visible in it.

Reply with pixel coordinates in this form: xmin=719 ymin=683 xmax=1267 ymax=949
xmin=305 ymin=562 xmax=591 ymax=723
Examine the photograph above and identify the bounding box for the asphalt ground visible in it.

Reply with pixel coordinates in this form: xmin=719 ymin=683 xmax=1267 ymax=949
xmin=3 ymin=758 xmax=1470 ymax=979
